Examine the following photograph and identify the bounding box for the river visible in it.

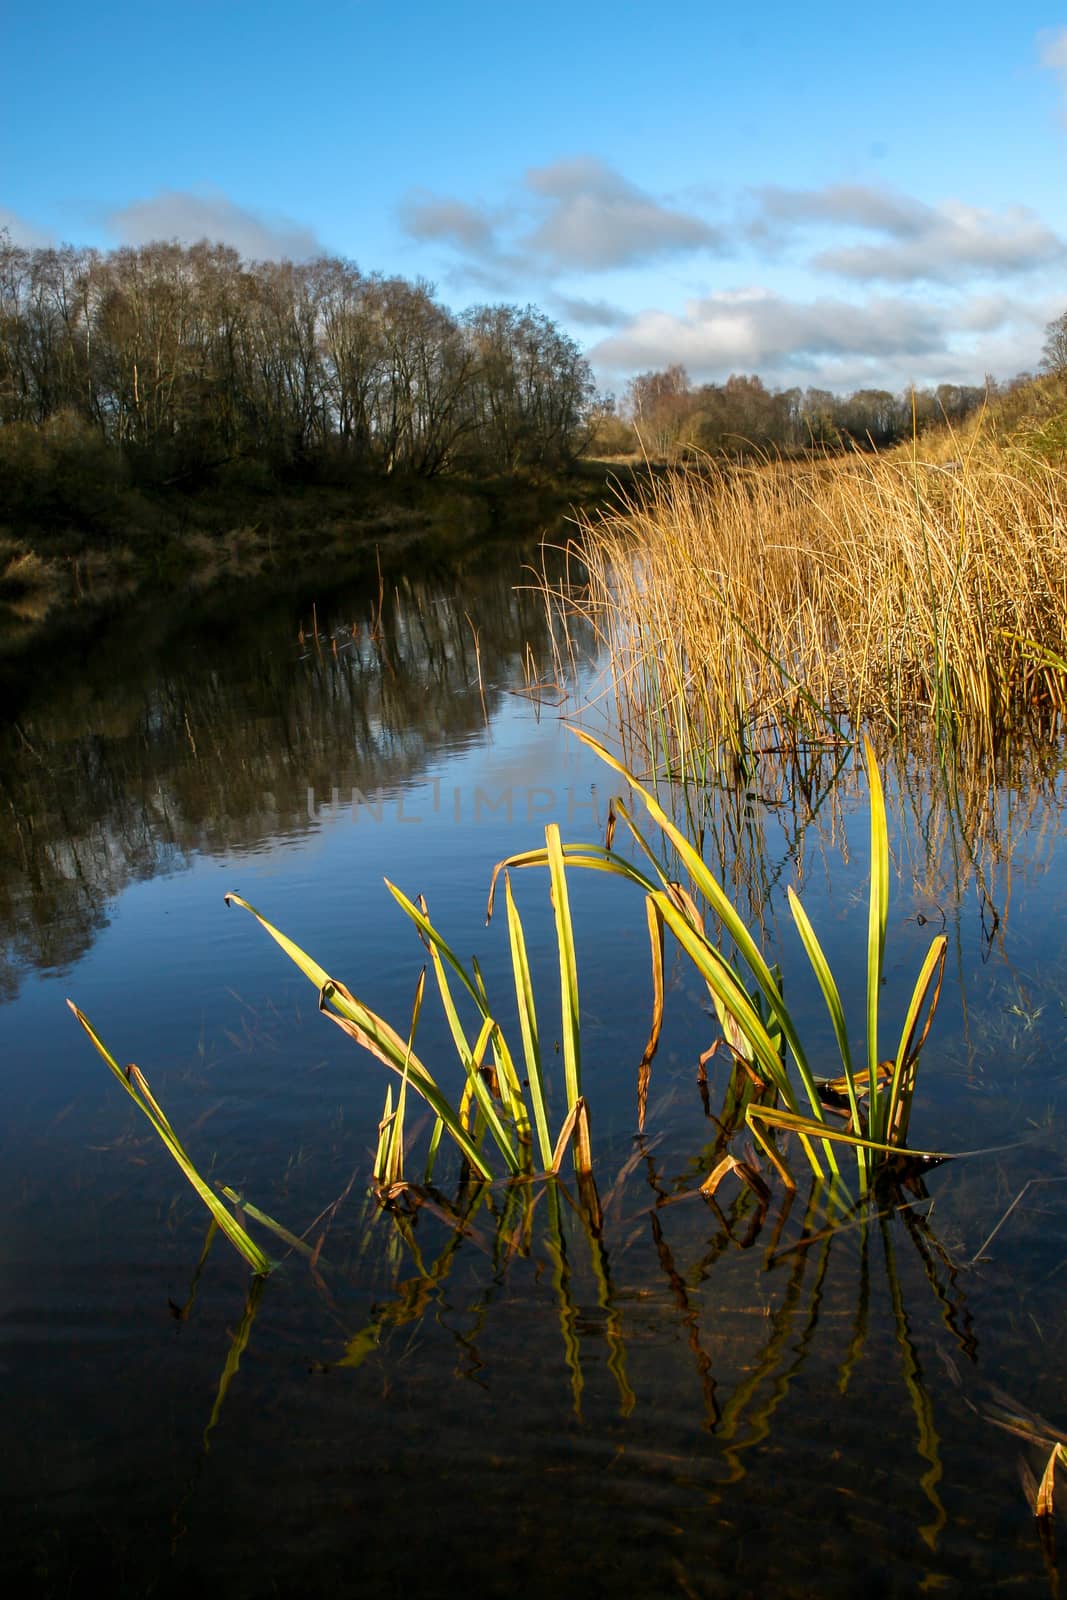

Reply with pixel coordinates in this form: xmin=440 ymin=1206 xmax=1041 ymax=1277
xmin=2 ymin=537 xmax=1067 ymax=1596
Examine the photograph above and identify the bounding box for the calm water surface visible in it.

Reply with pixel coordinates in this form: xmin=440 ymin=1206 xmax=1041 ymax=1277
xmin=3 ymin=541 xmax=1067 ymax=1597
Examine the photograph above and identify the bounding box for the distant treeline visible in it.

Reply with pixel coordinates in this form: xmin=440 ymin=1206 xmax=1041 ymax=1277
xmin=0 ymin=239 xmax=596 ymax=502
xmin=0 ymin=236 xmax=1004 ymax=532
xmin=592 ymin=364 xmax=993 ymax=458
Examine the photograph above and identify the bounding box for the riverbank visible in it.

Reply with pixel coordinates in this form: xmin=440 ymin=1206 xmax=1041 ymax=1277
xmin=0 ymin=461 xmax=630 ymax=658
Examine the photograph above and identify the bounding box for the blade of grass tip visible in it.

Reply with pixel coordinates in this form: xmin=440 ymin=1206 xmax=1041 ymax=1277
xmin=487 ymin=844 xmax=662 ymax=925
xmin=505 ymin=873 xmax=554 ymax=1169
xmin=67 ymin=1002 xmax=273 ymax=1275
xmin=549 ymin=1097 xmax=582 ymax=1174
xmin=749 ymin=1103 xmax=948 ymax=1164
xmin=374 ymin=1084 xmax=395 ymax=1184
xmin=224 ymin=892 xmax=332 ymax=989
xmin=388 ymin=881 xmax=486 ymax=1014
xmin=226 ymin=890 xmax=472 ymax=1145
xmin=574 ymin=1097 xmax=594 ymax=1179
xmin=423 ymin=1116 xmax=444 ymax=1185
xmin=886 ymin=935 xmax=947 ymax=1147
xmin=787 ymin=886 xmax=867 ymax=1189
xmin=1036 ymin=1444 xmax=1065 ymax=1519
xmin=546 ymin=823 xmax=581 ymax=1110
xmin=863 ymin=735 xmax=890 ymax=1141
xmin=471 ymin=953 xmax=529 ymax=1145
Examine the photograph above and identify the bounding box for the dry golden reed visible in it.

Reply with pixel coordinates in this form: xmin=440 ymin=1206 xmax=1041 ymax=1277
xmin=551 ymin=438 xmax=1067 ymax=776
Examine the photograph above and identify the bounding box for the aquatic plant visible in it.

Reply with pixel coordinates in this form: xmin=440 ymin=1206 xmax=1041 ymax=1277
xmin=494 ymin=728 xmax=947 ymax=1192
xmin=223 ymin=821 xmax=604 ymax=1187
xmin=66 ymin=1001 xmax=274 ymax=1274
xmin=70 ymin=727 xmax=945 ymax=1250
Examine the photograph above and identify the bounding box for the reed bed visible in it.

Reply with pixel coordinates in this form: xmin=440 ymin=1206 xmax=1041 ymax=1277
xmin=551 ymin=440 xmax=1067 ymax=777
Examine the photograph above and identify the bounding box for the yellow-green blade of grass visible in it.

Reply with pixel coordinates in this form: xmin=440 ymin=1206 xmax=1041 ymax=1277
xmin=67 ymin=1002 xmax=274 ymax=1275
xmin=487 ymin=844 xmax=662 ymax=924
xmin=389 ymin=883 xmax=525 ymax=1156
xmin=748 ymin=1103 xmax=948 ymax=1164
xmin=315 ymin=977 xmax=495 ymax=1180
xmin=654 ymin=892 xmax=841 ymax=1179
xmin=569 ymin=727 xmax=827 ymax=1123
xmin=505 ymin=872 xmax=554 ymax=1169
xmin=787 ymin=886 xmax=867 ymax=1184
xmin=224 ymin=891 xmax=494 ymax=1180
xmin=374 ymin=1084 xmax=396 ymax=1184
xmin=546 ymin=823 xmax=581 ymax=1109
xmin=652 ymin=895 xmax=794 ymax=1106
xmin=471 ymin=954 xmax=530 ymax=1144
xmin=393 ymin=966 xmax=427 ymax=1183
xmin=885 ymin=935 xmax=948 ymax=1147
xmin=423 ymin=1115 xmax=444 ymax=1185
xmin=864 ymin=734 xmax=890 ymax=1138
xmin=464 ymin=1014 xmax=522 ymax=1175
xmin=218 ymin=1186 xmax=324 ymax=1264
xmin=413 ymin=927 xmax=520 ymax=1175
xmin=636 ymin=894 xmax=666 ymax=1133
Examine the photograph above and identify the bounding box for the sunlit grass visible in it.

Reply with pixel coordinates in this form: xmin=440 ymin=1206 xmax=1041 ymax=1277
xmin=546 ymin=436 xmax=1067 ymax=778
xmin=71 ymin=735 xmax=947 ymax=1253
xmin=496 ymin=729 xmax=946 ymax=1193
xmin=66 ymin=1001 xmax=274 ymax=1274
xmin=223 ymin=820 xmax=596 ymax=1188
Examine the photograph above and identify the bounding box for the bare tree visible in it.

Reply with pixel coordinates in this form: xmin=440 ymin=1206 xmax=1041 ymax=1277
xmin=1040 ymin=309 xmax=1067 ymax=374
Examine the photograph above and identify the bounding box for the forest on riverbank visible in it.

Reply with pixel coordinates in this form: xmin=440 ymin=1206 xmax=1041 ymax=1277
xmin=3 ymin=234 xmax=1061 ymax=659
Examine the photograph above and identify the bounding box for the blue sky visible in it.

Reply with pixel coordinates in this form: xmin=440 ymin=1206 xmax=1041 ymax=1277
xmin=4 ymin=1 xmax=1067 ymax=394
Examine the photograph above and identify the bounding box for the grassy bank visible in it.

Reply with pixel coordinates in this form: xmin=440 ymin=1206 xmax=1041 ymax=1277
xmin=547 ymin=409 xmax=1067 ymax=776
xmin=0 ymin=461 xmax=627 ymax=654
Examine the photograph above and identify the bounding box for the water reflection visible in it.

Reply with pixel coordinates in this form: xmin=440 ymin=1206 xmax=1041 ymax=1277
xmin=0 ymin=545 xmax=590 ymax=998
xmin=169 ymin=1133 xmax=994 ymax=1587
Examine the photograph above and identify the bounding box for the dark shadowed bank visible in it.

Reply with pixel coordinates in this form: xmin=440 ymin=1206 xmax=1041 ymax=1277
xmin=0 ymin=460 xmax=636 ymax=662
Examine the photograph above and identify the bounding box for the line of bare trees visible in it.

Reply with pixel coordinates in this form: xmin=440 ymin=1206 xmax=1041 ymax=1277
xmin=591 ymin=365 xmax=992 ymax=459
xmin=0 ymin=237 xmax=595 ymax=485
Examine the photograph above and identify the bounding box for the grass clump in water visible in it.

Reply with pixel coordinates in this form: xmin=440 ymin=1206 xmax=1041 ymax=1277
xmin=69 ymin=734 xmax=948 ymax=1259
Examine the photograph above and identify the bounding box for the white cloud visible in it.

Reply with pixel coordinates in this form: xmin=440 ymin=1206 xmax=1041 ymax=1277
xmin=525 ymin=157 xmax=721 ymax=270
xmin=759 ymin=183 xmax=928 ymax=236
xmin=0 ymin=206 xmax=54 ymax=248
xmin=589 ymin=287 xmax=1039 ymax=392
xmin=396 ymin=156 xmax=721 ymax=280
xmin=109 ymin=190 xmax=323 ymax=260
xmin=754 ymin=183 xmax=1064 ymax=283
xmin=550 ymin=292 xmax=629 ymax=328
xmin=398 ymin=191 xmax=497 ymax=253
xmin=1040 ymin=26 xmax=1067 ymax=72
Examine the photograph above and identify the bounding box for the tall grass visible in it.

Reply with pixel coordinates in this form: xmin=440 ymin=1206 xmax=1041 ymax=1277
xmin=549 ymin=438 xmax=1067 ymax=777
xmin=496 ymin=729 xmax=947 ymax=1194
